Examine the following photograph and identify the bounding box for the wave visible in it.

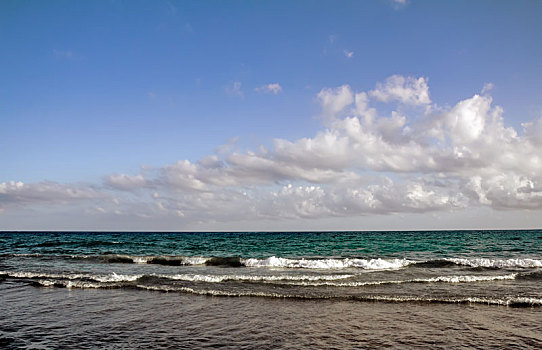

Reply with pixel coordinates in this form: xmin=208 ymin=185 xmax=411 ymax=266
xmin=1 ymin=271 xmax=142 ymax=283
xmin=348 ymin=295 xmax=542 ymax=308
xmin=5 ymin=253 xmax=542 ymax=270
xmin=0 ymin=271 xmax=354 ymax=284
xmin=74 ymin=255 xmax=209 ymax=266
xmin=164 ymin=273 xmax=354 ymax=283
xmin=243 ymin=257 xmax=412 ymax=270
xmin=444 ymin=258 xmax=542 ymax=269
xmin=63 ymin=254 xmax=413 ymax=270
xmin=283 ymin=274 xmax=518 ymax=287
xmin=23 ymin=278 xmax=542 ymax=307
xmin=1 ymin=271 xmax=520 ymax=286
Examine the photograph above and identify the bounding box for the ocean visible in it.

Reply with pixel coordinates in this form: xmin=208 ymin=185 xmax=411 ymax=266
xmin=1 ymin=230 xmax=541 ymax=348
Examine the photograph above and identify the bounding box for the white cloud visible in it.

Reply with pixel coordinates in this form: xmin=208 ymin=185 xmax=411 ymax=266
xmin=255 ymin=83 xmax=282 ymax=95
xmin=4 ymin=75 xmax=542 ymax=228
xmin=225 ymin=81 xmax=243 ymax=97
xmin=0 ymin=181 xmax=103 ymax=208
xmin=317 ymin=85 xmax=354 ymax=119
xmin=522 ymin=118 xmax=542 ymax=146
xmin=445 ymin=94 xmax=489 ymax=143
xmin=369 ymin=75 xmax=431 ymax=106
xmin=105 ymin=174 xmax=149 ymax=191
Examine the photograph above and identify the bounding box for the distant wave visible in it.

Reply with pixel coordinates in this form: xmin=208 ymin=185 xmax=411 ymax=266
xmin=7 ymin=254 xmax=413 ymax=270
xmin=5 ymin=254 xmax=542 ymax=270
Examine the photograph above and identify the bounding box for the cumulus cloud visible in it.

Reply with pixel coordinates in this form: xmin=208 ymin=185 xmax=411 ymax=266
xmin=255 ymin=83 xmax=282 ymax=95
xmin=317 ymin=85 xmax=354 ymax=119
xmin=369 ymin=75 xmax=431 ymax=106
xmin=4 ymin=75 xmax=542 ymax=226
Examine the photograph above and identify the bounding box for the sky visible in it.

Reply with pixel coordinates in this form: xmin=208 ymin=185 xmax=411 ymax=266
xmin=1 ymin=0 xmax=542 ymax=231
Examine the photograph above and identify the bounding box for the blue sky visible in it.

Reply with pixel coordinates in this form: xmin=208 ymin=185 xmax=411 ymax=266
xmin=1 ymin=0 xmax=542 ymax=230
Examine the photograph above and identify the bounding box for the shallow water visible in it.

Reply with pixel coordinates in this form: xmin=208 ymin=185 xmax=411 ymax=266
xmin=1 ymin=282 xmax=541 ymax=349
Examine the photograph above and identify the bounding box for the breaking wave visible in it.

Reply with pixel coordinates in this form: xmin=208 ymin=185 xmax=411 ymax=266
xmin=243 ymin=257 xmax=412 ymax=270
xmin=5 ymin=254 xmax=542 ymax=270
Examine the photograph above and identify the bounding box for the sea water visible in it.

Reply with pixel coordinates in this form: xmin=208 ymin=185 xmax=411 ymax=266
xmin=1 ymin=230 xmax=541 ymax=348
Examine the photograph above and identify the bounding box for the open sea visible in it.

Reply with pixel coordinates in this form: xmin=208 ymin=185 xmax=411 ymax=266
xmin=1 ymin=230 xmax=541 ymax=349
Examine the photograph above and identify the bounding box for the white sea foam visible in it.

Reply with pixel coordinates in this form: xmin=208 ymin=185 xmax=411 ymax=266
xmin=287 ymin=273 xmax=518 ymax=287
xmin=183 ymin=257 xmax=208 ymax=265
xmin=32 ymin=279 xmax=104 ymax=289
xmin=423 ymin=274 xmax=518 ymax=283
xmin=2 ymin=271 xmax=90 ymax=280
xmin=64 ymin=280 xmax=104 ymax=289
xmin=96 ymin=272 xmax=142 ymax=282
xmin=353 ymin=295 xmax=542 ymax=307
xmin=164 ymin=273 xmax=354 ymax=283
xmin=132 ymin=256 xmax=150 ymax=264
xmin=130 ymin=286 xmax=542 ymax=306
xmin=135 ymin=285 xmax=308 ymax=299
xmin=446 ymin=258 xmax=542 ymax=268
xmin=12 ymin=272 xmax=542 ymax=307
xmin=0 ymin=270 xmax=519 ymax=286
xmin=36 ymin=279 xmax=55 ymax=287
xmin=242 ymin=256 xmax=411 ymax=270
xmin=0 ymin=271 xmax=141 ymax=283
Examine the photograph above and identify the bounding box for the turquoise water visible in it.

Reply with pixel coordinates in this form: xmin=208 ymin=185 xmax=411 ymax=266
xmin=2 ymin=230 xmax=541 ymax=259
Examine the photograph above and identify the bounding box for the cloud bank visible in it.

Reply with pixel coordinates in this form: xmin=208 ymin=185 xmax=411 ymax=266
xmin=2 ymin=75 xmax=542 ymax=227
